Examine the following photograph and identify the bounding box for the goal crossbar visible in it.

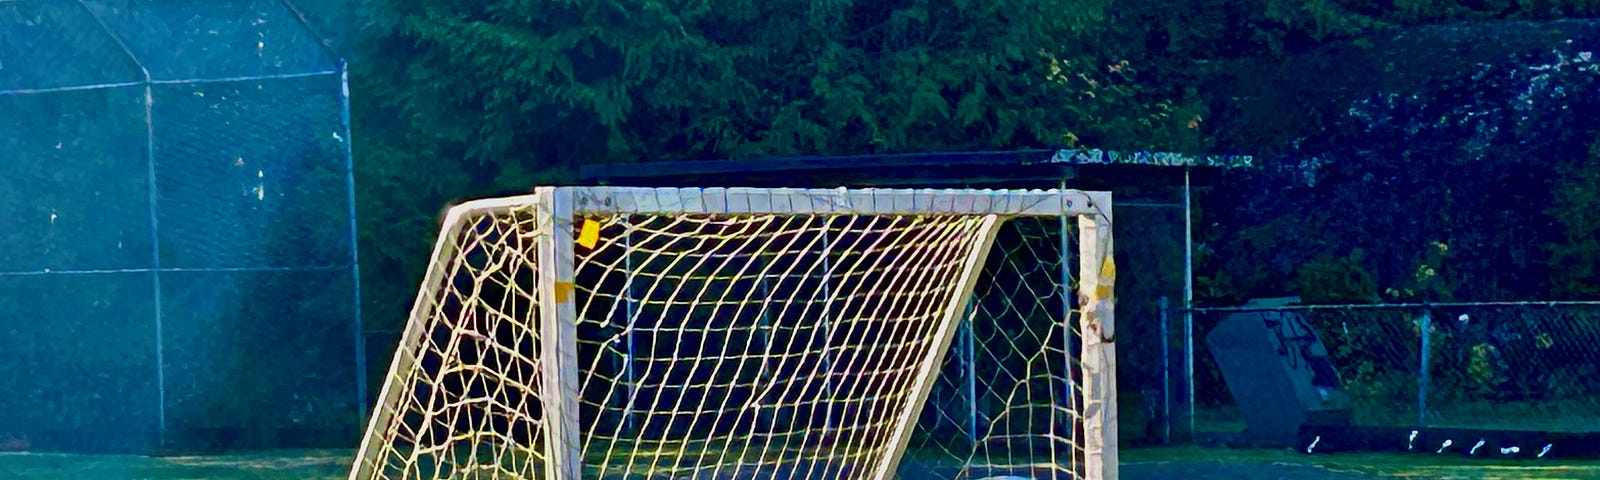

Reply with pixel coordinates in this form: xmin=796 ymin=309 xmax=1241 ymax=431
xmin=451 ymin=187 xmax=1104 ymax=217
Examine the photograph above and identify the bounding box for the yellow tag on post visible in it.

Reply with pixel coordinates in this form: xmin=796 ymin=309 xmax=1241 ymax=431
xmin=554 ymin=281 xmax=575 ymax=302
xmin=576 ymin=218 xmax=601 ymax=249
xmin=1095 ymin=258 xmax=1116 ymax=300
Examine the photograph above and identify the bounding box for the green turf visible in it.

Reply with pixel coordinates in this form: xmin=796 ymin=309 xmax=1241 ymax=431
xmin=1124 ymin=446 xmax=1600 ymax=480
xmin=0 ymin=449 xmax=350 ymax=480
xmin=2 ymin=446 xmax=1598 ymax=479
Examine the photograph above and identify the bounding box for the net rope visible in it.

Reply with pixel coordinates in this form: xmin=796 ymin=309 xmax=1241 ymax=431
xmin=358 ymin=196 xmax=1093 ymax=480
xmin=901 ymin=217 xmax=1084 ymax=480
xmin=575 ymin=213 xmax=993 ymax=479
xmin=360 ymin=205 xmax=549 ymax=479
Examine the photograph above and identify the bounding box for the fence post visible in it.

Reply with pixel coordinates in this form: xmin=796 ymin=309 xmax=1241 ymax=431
xmin=338 ymin=58 xmax=368 ymax=429
xmin=963 ymin=303 xmax=979 ymax=446
xmin=1184 ymin=306 xmax=1195 ymax=440
xmin=1182 ymin=166 xmax=1196 ymax=443
xmin=1417 ymin=307 xmax=1431 ymax=428
xmin=1159 ymin=297 xmax=1171 ymax=444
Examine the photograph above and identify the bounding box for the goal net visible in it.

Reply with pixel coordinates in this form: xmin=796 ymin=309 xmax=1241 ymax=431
xmin=350 ymin=187 xmax=1116 ymax=480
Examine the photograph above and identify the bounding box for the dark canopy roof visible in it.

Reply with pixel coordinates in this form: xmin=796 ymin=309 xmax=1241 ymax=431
xmin=580 ymin=149 xmax=1253 ymax=190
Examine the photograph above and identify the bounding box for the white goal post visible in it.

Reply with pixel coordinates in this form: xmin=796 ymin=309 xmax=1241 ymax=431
xmin=351 ymin=186 xmax=1116 ymax=480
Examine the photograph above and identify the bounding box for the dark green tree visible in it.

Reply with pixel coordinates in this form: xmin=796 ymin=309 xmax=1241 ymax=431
xmin=347 ymin=0 xmax=1209 ymax=327
xmin=1548 ymin=139 xmax=1600 ymax=299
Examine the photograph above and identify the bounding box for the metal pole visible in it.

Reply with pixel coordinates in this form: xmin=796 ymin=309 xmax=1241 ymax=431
xmin=1183 ymin=167 xmax=1196 ymax=439
xmin=82 ymin=0 xmax=165 ymax=447
xmin=1418 ymin=308 xmax=1431 ymax=428
xmin=1057 ymin=180 xmax=1075 ymax=439
xmin=963 ymin=304 xmax=979 ymax=446
xmin=822 ymin=223 xmax=836 ymax=432
xmin=338 ymin=59 xmax=368 ymax=424
xmin=755 ymin=253 xmax=775 ymax=433
xmin=144 ymin=82 xmax=167 ymax=449
xmin=624 ymin=229 xmax=638 ymax=434
xmin=1159 ymin=297 xmax=1171 ymax=444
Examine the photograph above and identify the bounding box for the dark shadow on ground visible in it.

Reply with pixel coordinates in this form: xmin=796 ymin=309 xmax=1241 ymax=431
xmin=5 ymin=447 xmax=1600 ymax=479
xmin=1124 ymin=460 xmax=1391 ymax=479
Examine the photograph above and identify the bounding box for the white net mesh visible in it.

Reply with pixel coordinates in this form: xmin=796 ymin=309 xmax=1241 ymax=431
xmin=353 ymin=188 xmax=1112 ymax=480
xmin=903 ymin=218 xmax=1084 ymax=480
xmin=355 ymin=202 xmax=549 ymax=479
xmin=576 ymin=213 xmax=996 ymax=479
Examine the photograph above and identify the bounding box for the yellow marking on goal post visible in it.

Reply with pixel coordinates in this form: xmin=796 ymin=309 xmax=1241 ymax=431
xmin=1093 ymin=258 xmax=1116 ymax=301
xmin=554 ymin=281 xmax=575 ymax=303
xmin=576 ymin=218 xmax=601 ymax=249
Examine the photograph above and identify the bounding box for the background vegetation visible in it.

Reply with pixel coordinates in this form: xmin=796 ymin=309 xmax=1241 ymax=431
xmin=7 ymin=0 xmax=1600 ymax=455
xmin=1 ymin=0 xmax=1597 ymax=457
xmin=289 ymin=1 xmax=1600 ymax=443
xmin=290 ymin=1 xmax=1600 ymax=332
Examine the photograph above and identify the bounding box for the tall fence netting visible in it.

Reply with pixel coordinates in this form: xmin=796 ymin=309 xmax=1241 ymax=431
xmin=0 ymin=0 xmax=360 ymax=454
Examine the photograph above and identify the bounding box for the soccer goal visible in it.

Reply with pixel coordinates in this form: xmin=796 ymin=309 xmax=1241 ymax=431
xmin=350 ymin=187 xmax=1116 ymax=480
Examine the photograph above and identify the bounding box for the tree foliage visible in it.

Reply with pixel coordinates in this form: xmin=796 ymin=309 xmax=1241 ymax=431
xmin=347 ymin=0 xmax=1217 ymax=326
xmin=339 ymin=0 xmax=1600 ymax=324
xmin=1196 ymin=30 xmax=1600 ymax=303
xmin=357 ymin=0 xmax=1149 ymax=174
xmin=1548 ymin=138 xmax=1600 ymax=298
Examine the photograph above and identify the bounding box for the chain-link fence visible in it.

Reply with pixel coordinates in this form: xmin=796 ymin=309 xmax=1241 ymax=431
xmin=1105 ymin=192 xmax=1186 ymax=446
xmin=899 ymin=195 xmax=1182 ymax=475
xmin=898 ymin=190 xmax=1186 ymax=460
xmin=0 ymin=0 xmax=361 ymax=454
xmin=1182 ymin=302 xmax=1600 ymax=439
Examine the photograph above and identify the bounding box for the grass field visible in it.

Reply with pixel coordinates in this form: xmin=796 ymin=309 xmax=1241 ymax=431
xmin=2 ymin=446 xmax=1598 ymax=479
xmin=1122 ymin=447 xmax=1600 ymax=479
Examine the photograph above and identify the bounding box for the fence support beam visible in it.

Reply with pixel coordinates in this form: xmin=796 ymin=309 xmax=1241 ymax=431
xmin=1160 ymin=296 xmax=1171 ymax=444
xmin=1418 ymin=309 xmax=1431 ymax=428
xmin=1182 ymin=168 xmax=1196 ymax=440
